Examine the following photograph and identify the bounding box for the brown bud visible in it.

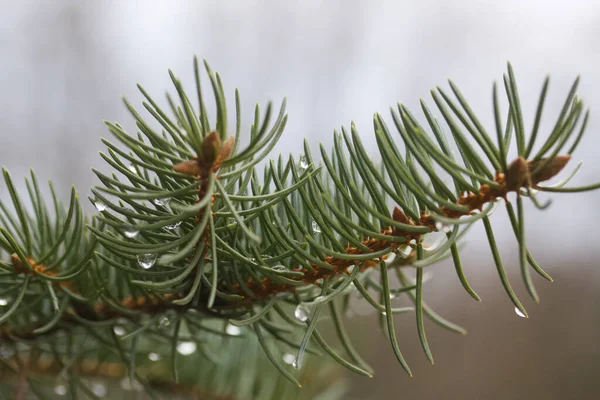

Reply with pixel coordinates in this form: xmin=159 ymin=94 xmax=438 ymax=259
xmin=212 ymin=136 xmax=235 ymax=172
xmin=11 ymin=254 xmax=52 ymax=276
xmin=505 ymin=156 xmax=529 ymax=191
xmin=173 ymin=158 xmax=201 ymax=177
xmin=528 ymin=154 xmax=571 ymax=185
xmin=173 ymin=132 xmax=235 ymax=176
xmin=10 ymin=253 xmax=26 ymax=274
xmin=392 ymin=207 xmax=412 ymax=225
xmin=201 ymin=131 xmax=221 ymax=168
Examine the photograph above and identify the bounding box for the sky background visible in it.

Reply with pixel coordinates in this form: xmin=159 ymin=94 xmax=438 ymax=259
xmin=1 ymin=1 xmax=599 ymax=399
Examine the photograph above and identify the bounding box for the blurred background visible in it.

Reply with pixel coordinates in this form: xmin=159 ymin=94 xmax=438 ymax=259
xmin=1 ymin=1 xmax=599 ymax=399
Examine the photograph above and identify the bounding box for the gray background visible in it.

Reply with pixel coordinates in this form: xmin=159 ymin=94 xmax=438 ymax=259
xmin=1 ymin=1 xmax=599 ymax=399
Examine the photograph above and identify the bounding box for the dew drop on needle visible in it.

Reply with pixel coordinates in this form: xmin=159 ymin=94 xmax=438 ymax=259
xmin=294 ymin=304 xmax=310 ymax=322
xmin=311 ymin=220 xmax=321 ymax=233
xmin=299 ymin=155 xmax=309 ymax=170
xmin=176 ymin=341 xmax=197 ymax=356
xmin=226 ymin=323 xmax=242 ymax=336
xmin=137 ymin=253 xmax=157 ymax=269
xmin=283 ymin=353 xmax=295 ymax=365
xmin=123 ymin=228 xmax=139 ymax=239
xmin=153 ymin=197 xmax=171 ymax=206
xmin=435 ymin=221 xmax=452 ymax=233
xmin=166 ymin=221 xmax=181 ymax=230
xmin=94 ymin=201 xmax=107 ymax=212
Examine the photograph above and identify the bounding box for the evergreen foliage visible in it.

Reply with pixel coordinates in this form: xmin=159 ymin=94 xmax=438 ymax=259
xmin=0 ymin=58 xmax=598 ymax=398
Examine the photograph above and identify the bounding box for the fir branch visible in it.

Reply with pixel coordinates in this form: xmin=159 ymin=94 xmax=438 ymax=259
xmin=0 ymin=58 xmax=598 ymax=398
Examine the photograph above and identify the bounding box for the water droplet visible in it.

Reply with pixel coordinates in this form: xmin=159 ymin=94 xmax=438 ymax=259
xmin=0 ymin=345 xmax=13 ymax=359
xmin=123 ymin=228 xmax=139 ymax=239
xmin=0 ymin=298 xmax=7 ymax=306
xmin=397 ymin=244 xmax=412 ymax=259
xmin=347 ymin=265 xmax=356 ymax=273
xmin=153 ymin=197 xmax=171 ymax=206
xmin=158 ymin=317 xmax=170 ymax=328
xmin=381 ymin=311 xmax=387 ymax=316
xmin=422 ymin=232 xmax=446 ymax=252
xmin=148 ymin=352 xmax=161 ymax=361
xmin=166 ymin=221 xmax=181 ymax=230
xmin=294 ymin=304 xmax=310 ymax=322
xmin=137 ymin=253 xmax=157 ymax=270
xmin=176 ymin=341 xmax=197 ymax=356
xmin=514 ymin=307 xmax=526 ymax=318
xmin=311 ymin=220 xmax=321 ymax=233
xmin=292 ymin=359 xmax=299 ymax=369
xmin=94 ymin=201 xmax=107 ymax=212
xmin=91 ymin=383 xmax=107 ymax=397
xmin=54 ymin=384 xmax=67 ymax=396
xmin=113 ymin=326 xmax=125 ymax=336
xmin=128 ymin=164 xmax=137 ymax=174
xmin=385 ymin=253 xmax=397 ymax=265
xmin=226 ymin=323 xmax=242 ymax=336
xmin=283 ymin=353 xmax=295 ymax=365
xmin=435 ymin=221 xmax=452 ymax=233
xmin=390 ymin=292 xmax=397 ymax=300
xmin=120 ymin=377 xmax=143 ymax=391
xmin=314 ymin=295 xmax=326 ymax=304
xmin=271 ymin=265 xmax=287 ymax=272
xmin=299 ymin=155 xmax=309 ymax=170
